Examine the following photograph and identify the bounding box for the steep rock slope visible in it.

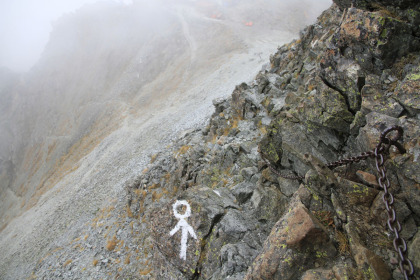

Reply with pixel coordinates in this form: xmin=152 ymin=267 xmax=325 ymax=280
xmin=22 ymin=1 xmax=420 ymax=279
xmin=118 ymin=1 xmax=419 ymax=280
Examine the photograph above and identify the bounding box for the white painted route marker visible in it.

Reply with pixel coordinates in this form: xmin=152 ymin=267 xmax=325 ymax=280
xmin=169 ymin=200 xmax=197 ymax=261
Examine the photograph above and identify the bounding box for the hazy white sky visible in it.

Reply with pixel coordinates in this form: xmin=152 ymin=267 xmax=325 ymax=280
xmin=0 ymin=0 xmax=330 ymax=73
xmin=0 ymin=0 xmax=133 ymax=72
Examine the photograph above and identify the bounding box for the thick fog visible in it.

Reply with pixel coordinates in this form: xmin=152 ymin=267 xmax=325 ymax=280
xmin=0 ymin=0 xmax=133 ymax=72
xmin=0 ymin=0 xmax=331 ymax=72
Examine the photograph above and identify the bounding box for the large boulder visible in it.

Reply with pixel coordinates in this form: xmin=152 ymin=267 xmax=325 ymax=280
xmin=244 ymin=197 xmax=336 ymax=279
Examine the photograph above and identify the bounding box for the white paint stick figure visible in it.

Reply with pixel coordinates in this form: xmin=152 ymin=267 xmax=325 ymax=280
xmin=169 ymin=200 xmax=197 ymax=260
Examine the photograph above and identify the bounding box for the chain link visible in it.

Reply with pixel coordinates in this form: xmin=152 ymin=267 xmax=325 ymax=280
xmin=260 ymin=125 xmax=414 ymax=278
xmin=374 ymin=126 xmax=414 ymax=279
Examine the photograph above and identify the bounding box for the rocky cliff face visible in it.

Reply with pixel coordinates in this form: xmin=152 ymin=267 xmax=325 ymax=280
xmin=2 ymin=0 xmax=420 ymax=279
xmin=122 ymin=1 xmax=419 ymax=279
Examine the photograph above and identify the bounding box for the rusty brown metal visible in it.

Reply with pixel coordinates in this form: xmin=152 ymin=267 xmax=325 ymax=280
xmin=373 ymin=126 xmax=413 ymax=279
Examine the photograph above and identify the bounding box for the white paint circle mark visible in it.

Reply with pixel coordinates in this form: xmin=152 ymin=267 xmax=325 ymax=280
xmin=172 ymin=200 xmax=191 ymax=219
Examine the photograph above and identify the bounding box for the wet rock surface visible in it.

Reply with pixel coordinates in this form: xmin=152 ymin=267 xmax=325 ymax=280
xmin=5 ymin=0 xmax=420 ymax=279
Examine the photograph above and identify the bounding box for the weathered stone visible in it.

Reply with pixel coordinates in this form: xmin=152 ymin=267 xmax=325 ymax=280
xmin=277 ymin=175 xmax=300 ymax=197
xmin=231 ymin=182 xmax=255 ymax=204
xmin=333 ymin=0 xmax=420 ymax=11
xmin=150 ymin=199 xmax=202 ymax=278
xmin=212 ymin=97 xmax=229 ymax=114
xmin=400 ymin=216 xmax=417 ymax=240
xmin=294 ymin=81 xmax=354 ymax=132
xmin=256 ymin=74 xmax=269 ymax=94
xmin=220 ymin=243 xmax=258 ymax=278
xmin=345 ymin=221 xmax=391 ymax=280
xmin=337 ymin=177 xmax=379 ymax=207
xmin=244 ymin=197 xmax=336 ymax=280
xmin=303 ymin=154 xmax=339 ymax=197
xmin=241 ymin=167 xmax=259 ymax=182
xmin=259 ymin=123 xmax=283 ymax=164
xmin=332 ymin=263 xmax=356 ymax=280
xmin=370 ymin=193 xmax=412 ymax=223
xmin=337 ymin=8 xmax=419 ymax=68
xmin=149 ymin=186 xmax=231 ymax=278
xmin=218 ymin=210 xmax=249 ymax=240
xmin=395 ymin=66 xmax=420 ymax=117
xmin=279 ymin=120 xmax=340 ymax=177
xmin=331 ymin=192 xmax=347 ymax=222
xmin=361 ymin=84 xmax=404 ymax=117
xmin=356 ymin=112 xmax=399 ymax=151
xmin=250 ymin=184 xmax=288 ymax=225
xmin=301 ymin=268 xmax=335 ymax=280
xmin=350 ymin=111 xmax=366 ymax=135
xmin=260 ymin=167 xmax=277 ymax=184
xmin=356 ymin=170 xmax=379 ymax=187
xmin=296 ymin=184 xmax=313 ymax=209
xmin=319 ymin=54 xmax=362 ymax=114
xmin=409 ymin=231 xmax=420 ymax=277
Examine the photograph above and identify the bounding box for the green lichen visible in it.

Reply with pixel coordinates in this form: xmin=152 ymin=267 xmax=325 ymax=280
xmin=407 ymin=73 xmax=420 ymax=81
xmin=352 ymin=184 xmax=369 ymax=195
xmin=406 ymin=8 xmax=420 ymax=19
xmin=363 ymin=266 xmax=375 ymax=280
xmin=265 ymin=142 xmax=280 ymax=162
xmin=380 ymin=28 xmax=388 ymax=38
xmin=284 ymin=257 xmax=293 ymax=266
xmin=316 ymin=251 xmax=327 ymax=258
xmin=377 ymin=16 xmax=386 ymax=26
xmin=377 ymin=39 xmax=386 ymax=47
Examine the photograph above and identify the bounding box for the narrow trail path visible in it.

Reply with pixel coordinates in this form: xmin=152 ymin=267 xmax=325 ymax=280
xmin=177 ymin=7 xmax=197 ymax=62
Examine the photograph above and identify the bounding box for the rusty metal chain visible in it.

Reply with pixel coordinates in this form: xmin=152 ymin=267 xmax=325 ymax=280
xmin=260 ymin=125 xmax=414 ymax=279
xmin=325 ymin=150 xmax=375 ymax=168
xmin=373 ymin=126 xmax=414 ymax=279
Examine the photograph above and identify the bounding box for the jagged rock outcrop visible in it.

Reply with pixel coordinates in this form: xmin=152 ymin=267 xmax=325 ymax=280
xmin=244 ymin=195 xmax=337 ymax=279
xmin=25 ymin=1 xmax=419 ymax=279
xmin=122 ymin=1 xmax=420 ymax=280
xmin=123 ymin=1 xmax=419 ymax=279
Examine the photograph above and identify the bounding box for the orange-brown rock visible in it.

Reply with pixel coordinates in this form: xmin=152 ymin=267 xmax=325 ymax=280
xmin=244 ymin=197 xmax=336 ymax=279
